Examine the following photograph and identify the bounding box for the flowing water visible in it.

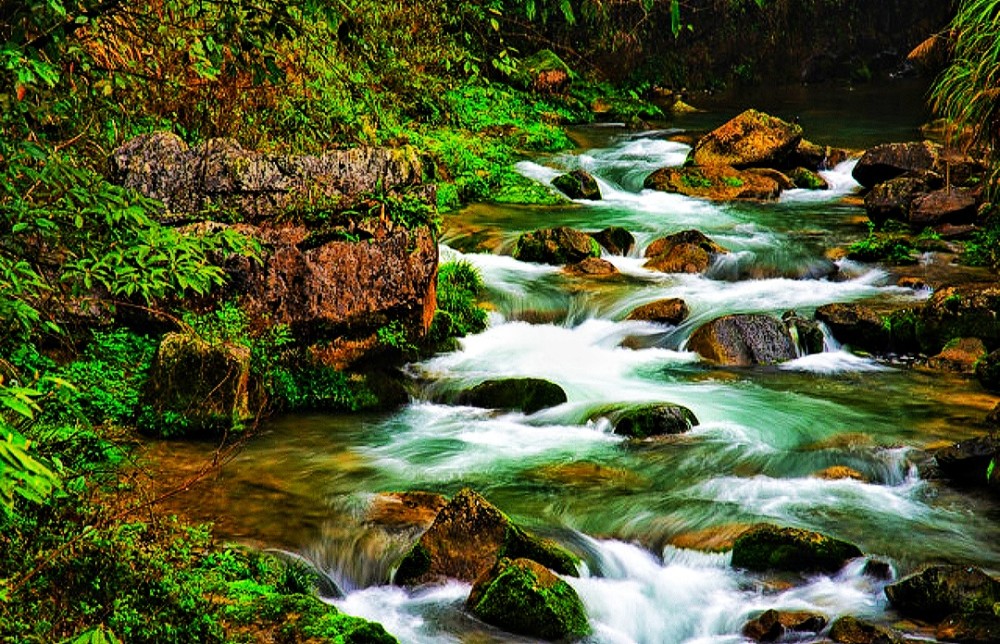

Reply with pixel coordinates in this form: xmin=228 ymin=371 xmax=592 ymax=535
xmin=152 ymin=83 xmax=1000 ymax=642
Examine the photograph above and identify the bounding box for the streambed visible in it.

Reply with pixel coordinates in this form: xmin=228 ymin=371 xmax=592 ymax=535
xmin=150 ymin=83 xmax=1000 ymax=643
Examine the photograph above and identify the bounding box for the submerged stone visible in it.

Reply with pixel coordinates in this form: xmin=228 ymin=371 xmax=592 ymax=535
xmin=467 ymin=557 xmax=590 ymax=641
xmin=731 ymin=524 xmax=863 ymax=573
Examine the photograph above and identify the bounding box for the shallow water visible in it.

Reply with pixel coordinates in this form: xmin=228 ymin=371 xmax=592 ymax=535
xmin=151 ymin=83 xmax=1000 ymax=643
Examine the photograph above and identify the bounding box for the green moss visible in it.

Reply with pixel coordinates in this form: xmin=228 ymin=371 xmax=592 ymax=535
xmin=731 ymin=524 xmax=862 ymax=573
xmin=503 ymin=525 xmax=581 ymax=577
xmin=720 ymin=176 xmax=745 ymax=188
xmin=680 ymin=171 xmax=713 ymax=189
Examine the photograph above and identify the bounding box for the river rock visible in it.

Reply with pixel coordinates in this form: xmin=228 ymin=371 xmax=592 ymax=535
xmin=552 ymin=170 xmax=602 ymax=200
xmin=934 ymin=436 xmax=1000 ymax=485
xmin=829 ymin=616 xmax=904 ymax=644
xmin=976 ymin=349 xmax=1000 ymax=392
xmin=513 ymin=227 xmax=600 ymax=265
xmin=745 ymin=167 xmax=796 ymax=190
xmin=918 ymin=283 xmax=1000 ymax=355
xmin=600 ymin=403 xmax=700 ymax=439
xmin=927 ymin=337 xmax=987 ymax=373
xmin=885 ymin=566 xmax=1000 ymax=621
xmin=394 ymin=488 xmax=579 ymax=586
xmin=743 ymin=609 xmax=828 ymax=641
xmin=863 ymin=175 xmax=930 ymax=227
xmin=852 ymin=141 xmax=941 ymax=189
xmin=591 ymin=226 xmax=635 ymax=256
xmin=564 ymin=257 xmax=618 ymax=277
xmin=814 ymin=303 xmax=891 ymax=354
xmin=457 ymin=378 xmax=568 ymax=413
xmin=687 ymin=314 xmax=798 ymax=366
xmin=644 ymin=230 xmax=728 ymax=274
xmin=910 ymin=188 xmax=979 ymax=227
xmin=141 ymin=332 xmax=254 ymax=437
xmin=788 ymin=166 xmax=829 ymax=190
xmin=111 ymin=132 xmax=426 ymax=220
xmin=644 ymin=165 xmax=782 ymax=201
xmin=626 ymin=298 xmax=690 ymax=326
xmin=937 ymin=612 xmax=1000 ymax=643
xmin=731 ymin=524 xmax=863 ymax=573
xmin=466 ymin=557 xmax=590 ymax=641
xmin=813 ymin=466 xmax=868 ymax=481
xmin=690 ymin=109 xmax=803 ymax=169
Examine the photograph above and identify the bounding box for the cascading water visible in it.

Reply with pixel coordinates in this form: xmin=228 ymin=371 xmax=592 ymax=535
xmin=167 ymin=124 xmax=1000 ymax=643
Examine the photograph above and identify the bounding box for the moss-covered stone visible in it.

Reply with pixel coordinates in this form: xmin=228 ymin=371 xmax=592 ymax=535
xmin=591 ymin=226 xmax=635 ymax=256
xmin=467 ymin=558 xmax=590 ymax=641
xmin=514 ymin=227 xmax=601 ymax=265
xmin=731 ymin=524 xmax=863 ymax=573
xmin=141 ymin=332 xmax=255 ymax=438
xmin=644 ymin=165 xmax=782 ymax=201
xmin=393 ymin=488 xmax=579 ymax=586
xmin=828 ymin=615 xmax=903 ymax=644
xmin=788 ymin=166 xmax=829 ymax=190
xmin=885 ymin=565 xmax=1000 ymax=622
xmin=976 ymin=349 xmax=1000 ymax=392
xmin=597 ymin=403 xmax=700 ymax=439
xmin=690 ymin=109 xmax=803 ymax=169
xmin=552 ymin=170 xmax=602 ymax=200
xmin=457 ymin=378 xmax=567 ymax=413
xmin=918 ymin=283 xmax=1000 ymax=355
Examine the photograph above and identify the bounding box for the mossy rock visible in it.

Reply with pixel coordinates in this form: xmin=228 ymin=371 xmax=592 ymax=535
xmin=457 ymin=378 xmax=568 ymax=413
xmin=885 ymin=565 xmax=1000 ymax=622
xmin=644 ymin=165 xmax=782 ymax=201
xmin=690 ymin=109 xmax=803 ymax=169
xmin=591 ymin=226 xmax=635 ymax=256
xmin=828 ymin=615 xmax=903 ymax=644
xmin=513 ymin=227 xmax=601 ymax=265
xmin=731 ymin=524 xmax=862 ymax=573
xmin=595 ymin=403 xmax=699 ymax=439
xmin=918 ymin=283 xmax=1000 ymax=355
xmin=225 ymin=592 xmax=397 ymax=643
xmin=788 ymin=166 xmax=829 ymax=190
xmin=140 ymin=332 xmax=256 ymax=438
xmin=394 ymin=488 xmax=579 ymax=587
xmin=467 ymin=558 xmax=590 ymax=641
xmin=552 ymin=170 xmax=602 ymax=200
xmin=626 ymin=298 xmax=690 ymax=326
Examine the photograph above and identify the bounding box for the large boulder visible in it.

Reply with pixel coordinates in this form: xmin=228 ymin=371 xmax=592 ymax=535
xmin=782 ymin=310 xmax=826 ymax=356
xmin=687 ymin=314 xmax=798 ymax=366
xmin=513 ymin=227 xmax=600 ymax=265
xmin=111 ymin=132 xmax=426 ymax=221
xmin=458 ymin=378 xmax=568 ymax=413
xmin=852 ymin=141 xmax=941 ymax=189
xmin=937 ymin=612 xmax=1000 ymax=643
xmin=394 ymin=489 xmax=579 ymax=587
xmin=829 ymin=616 xmax=904 ymax=644
xmin=863 ymin=176 xmax=930 ymax=228
xmin=885 ymin=566 xmax=1000 ymax=621
xmin=591 ymin=226 xmax=635 ymax=256
xmin=644 ymin=230 xmax=728 ymax=274
xmin=466 ymin=558 xmax=590 ymax=641
xmin=690 ymin=109 xmax=804 ymax=169
xmin=626 ymin=298 xmax=690 ymax=326
xmin=927 ymin=337 xmax=987 ymax=373
xmin=731 ymin=524 xmax=863 ymax=573
xmin=552 ymin=170 xmax=602 ymax=200
xmin=594 ymin=403 xmax=700 ymax=439
xmin=140 ymin=332 xmax=254 ymax=437
xmin=815 ymin=303 xmax=899 ymax=354
xmin=910 ymin=188 xmax=979 ymax=227
xmin=918 ymin=283 xmax=1000 ymax=354
xmin=644 ymin=165 xmax=782 ymax=201
xmin=229 ymin=219 xmax=438 ymax=351
xmin=977 ymin=349 xmax=1000 ymax=392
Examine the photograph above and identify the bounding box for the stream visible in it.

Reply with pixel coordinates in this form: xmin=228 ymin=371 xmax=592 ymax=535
xmin=151 ymin=81 xmax=1000 ymax=643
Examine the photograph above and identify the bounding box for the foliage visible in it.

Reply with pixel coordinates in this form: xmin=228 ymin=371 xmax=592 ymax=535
xmin=932 ymin=0 xmax=1000 ymax=198
xmin=962 ymin=207 xmax=1000 ymax=269
xmin=428 ymin=261 xmax=490 ymax=351
xmin=847 ymin=223 xmax=917 ymax=264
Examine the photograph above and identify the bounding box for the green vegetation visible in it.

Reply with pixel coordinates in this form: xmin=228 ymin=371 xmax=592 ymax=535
xmin=847 ymin=223 xmax=917 ymax=264
xmin=429 ymin=261 xmax=490 ymax=351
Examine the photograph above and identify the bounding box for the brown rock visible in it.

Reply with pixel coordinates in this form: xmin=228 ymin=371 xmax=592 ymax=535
xmin=644 ymin=230 xmax=728 ymax=274
xmin=829 ymin=616 xmax=903 ymax=644
xmin=918 ymin=282 xmax=1000 ymax=354
xmin=687 ymin=314 xmax=797 ymax=366
xmin=746 ymin=167 xmax=796 ymax=190
xmin=910 ymin=188 xmax=979 ymax=227
xmin=591 ymin=226 xmax=635 ymax=256
xmin=863 ymin=176 xmax=930 ymax=228
xmin=814 ymin=303 xmax=891 ymax=353
xmin=365 ymin=492 xmax=448 ymax=530
xmin=852 ymin=141 xmax=941 ymax=189
xmin=626 ymin=298 xmax=690 ymax=325
xmin=668 ymin=523 xmax=752 ymax=552
xmin=565 ymin=257 xmax=619 ymax=276
xmin=937 ymin=612 xmax=1000 ymax=643
xmin=743 ymin=609 xmax=783 ymax=642
xmin=813 ymin=466 xmax=868 ymax=481
xmin=393 ymin=488 xmax=578 ymax=586
xmin=644 ymin=165 xmax=782 ymax=201
xmin=514 ymin=227 xmax=600 ymax=265
xmin=926 ymin=337 xmax=987 ymax=373
xmin=778 ymin=611 xmax=828 ymax=633
xmin=691 ymin=109 xmax=803 ymax=169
